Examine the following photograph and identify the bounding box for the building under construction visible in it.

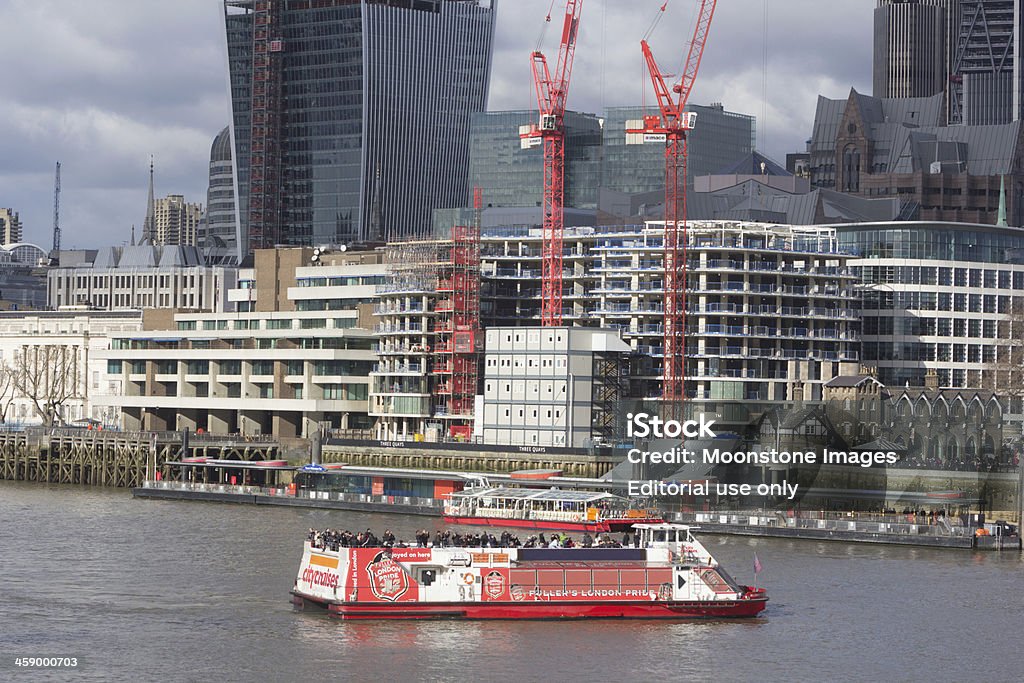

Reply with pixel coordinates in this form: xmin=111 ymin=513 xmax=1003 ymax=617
xmin=372 ymin=219 xmax=861 ymax=441
xmin=371 ymin=219 xmax=482 ymax=441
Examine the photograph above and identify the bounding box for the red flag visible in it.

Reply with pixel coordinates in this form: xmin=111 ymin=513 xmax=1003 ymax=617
xmin=753 ymin=553 xmax=763 ymax=575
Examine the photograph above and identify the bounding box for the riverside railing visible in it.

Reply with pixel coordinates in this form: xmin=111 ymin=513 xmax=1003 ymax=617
xmin=671 ymin=510 xmax=973 ymax=538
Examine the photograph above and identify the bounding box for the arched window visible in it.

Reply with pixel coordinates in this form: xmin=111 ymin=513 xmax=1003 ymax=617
xmin=842 ymin=145 xmax=860 ymax=192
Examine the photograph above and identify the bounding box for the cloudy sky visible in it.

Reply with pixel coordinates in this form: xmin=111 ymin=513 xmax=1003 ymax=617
xmin=0 ymin=0 xmax=872 ymax=249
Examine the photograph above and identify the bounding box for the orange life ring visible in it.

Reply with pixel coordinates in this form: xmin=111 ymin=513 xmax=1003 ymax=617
xmin=462 ymin=572 xmax=475 ymax=584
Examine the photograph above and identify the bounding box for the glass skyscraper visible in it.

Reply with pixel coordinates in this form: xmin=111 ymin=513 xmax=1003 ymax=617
xmin=469 ymin=110 xmax=604 ymax=210
xmin=468 ymin=104 xmax=755 ymax=212
xmin=224 ymin=0 xmax=496 ymax=257
xmin=601 ymin=104 xmax=756 ymax=195
xmin=201 ymin=127 xmax=237 ymax=251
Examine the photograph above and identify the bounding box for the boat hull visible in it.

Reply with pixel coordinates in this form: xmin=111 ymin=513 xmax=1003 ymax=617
xmin=442 ymin=515 xmax=664 ymax=533
xmin=292 ymin=591 xmax=767 ymax=620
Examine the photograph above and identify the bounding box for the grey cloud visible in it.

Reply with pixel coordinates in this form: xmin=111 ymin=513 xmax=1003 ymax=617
xmin=1 ymin=0 xmax=873 ymax=248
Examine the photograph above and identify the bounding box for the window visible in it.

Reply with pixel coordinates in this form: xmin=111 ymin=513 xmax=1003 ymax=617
xmin=251 ymin=361 xmax=274 ymax=375
xmin=300 ymin=319 xmax=327 ymax=329
xmin=323 ymin=383 xmax=367 ymax=400
xmin=267 ymin=319 xmax=292 ymax=329
xmin=187 ymin=361 xmax=209 ymax=374
xmin=220 ymin=361 xmax=241 ymax=375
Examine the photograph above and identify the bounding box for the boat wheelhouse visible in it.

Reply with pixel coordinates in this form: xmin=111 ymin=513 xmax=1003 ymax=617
xmin=443 ymin=486 xmax=663 ymax=532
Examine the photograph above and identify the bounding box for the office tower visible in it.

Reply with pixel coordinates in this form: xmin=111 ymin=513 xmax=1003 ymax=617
xmin=950 ymin=0 xmax=1023 ymax=124
xmin=201 ymin=127 xmax=237 ymax=251
xmin=223 ymin=0 xmax=496 ymax=256
xmin=873 ymin=0 xmax=948 ymax=99
xmin=601 ymin=104 xmax=755 ymax=196
xmin=469 ymin=110 xmax=604 ymax=210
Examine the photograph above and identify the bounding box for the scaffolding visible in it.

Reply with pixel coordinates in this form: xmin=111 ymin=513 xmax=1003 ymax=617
xmin=432 ymin=195 xmax=481 ymax=439
xmin=248 ymin=0 xmax=284 ymax=252
xmin=380 ymin=240 xmax=443 ymax=295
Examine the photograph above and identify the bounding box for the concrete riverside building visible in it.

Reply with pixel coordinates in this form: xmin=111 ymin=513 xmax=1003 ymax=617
xmin=96 ymin=247 xmax=384 ymax=437
xmin=0 ymin=311 xmax=143 ymax=426
xmin=835 ymin=220 xmax=1024 ymax=389
xmin=481 ymin=327 xmax=630 ymax=448
xmin=47 ymin=246 xmax=236 ymax=312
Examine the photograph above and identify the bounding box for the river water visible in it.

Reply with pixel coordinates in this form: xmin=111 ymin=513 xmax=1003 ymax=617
xmin=1 ymin=481 xmax=1021 ymax=682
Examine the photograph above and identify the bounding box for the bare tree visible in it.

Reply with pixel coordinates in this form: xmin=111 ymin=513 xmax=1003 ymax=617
xmin=987 ymin=300 xmax=1024 ymax=400
xmin=9 ymin=345 xmax=82 ymax=426
xmin=0 ymin=361 xmax=15 ymax=423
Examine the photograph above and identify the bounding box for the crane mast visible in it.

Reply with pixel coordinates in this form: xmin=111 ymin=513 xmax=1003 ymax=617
xmin=522 ymin=0 xmax=584 ymax=327
xmin=52 ymin=161 xmax=61 ymax=255
xmin=628 ymin=0 xmax=717 ymax=417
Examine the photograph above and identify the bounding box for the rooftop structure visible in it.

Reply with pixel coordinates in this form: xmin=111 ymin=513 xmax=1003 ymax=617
xmin=809 ymin=88 xmax=1023 ymax=224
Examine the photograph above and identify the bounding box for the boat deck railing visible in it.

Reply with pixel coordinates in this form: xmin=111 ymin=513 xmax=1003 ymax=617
xmin=142 ymin=480 xmax=445 ymax=509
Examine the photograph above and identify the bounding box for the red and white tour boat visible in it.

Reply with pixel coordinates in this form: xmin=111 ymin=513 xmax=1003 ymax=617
xmin=291 ymin=523 xmax=768 ymax=620
xmin=442 ymin=486 xmax=663 ymax=532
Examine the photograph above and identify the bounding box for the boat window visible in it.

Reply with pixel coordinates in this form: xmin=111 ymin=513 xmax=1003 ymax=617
xmin=654 ymin=530 xmax=667 ymax=542
xmin=417 ymin=568 xmax=436 ymax=586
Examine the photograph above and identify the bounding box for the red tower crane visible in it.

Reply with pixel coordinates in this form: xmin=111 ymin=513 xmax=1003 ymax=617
xmin=628 ymin=0 xmax=717 ymax=414
xmin=521 ymin=0 xmax=584 ymax=327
